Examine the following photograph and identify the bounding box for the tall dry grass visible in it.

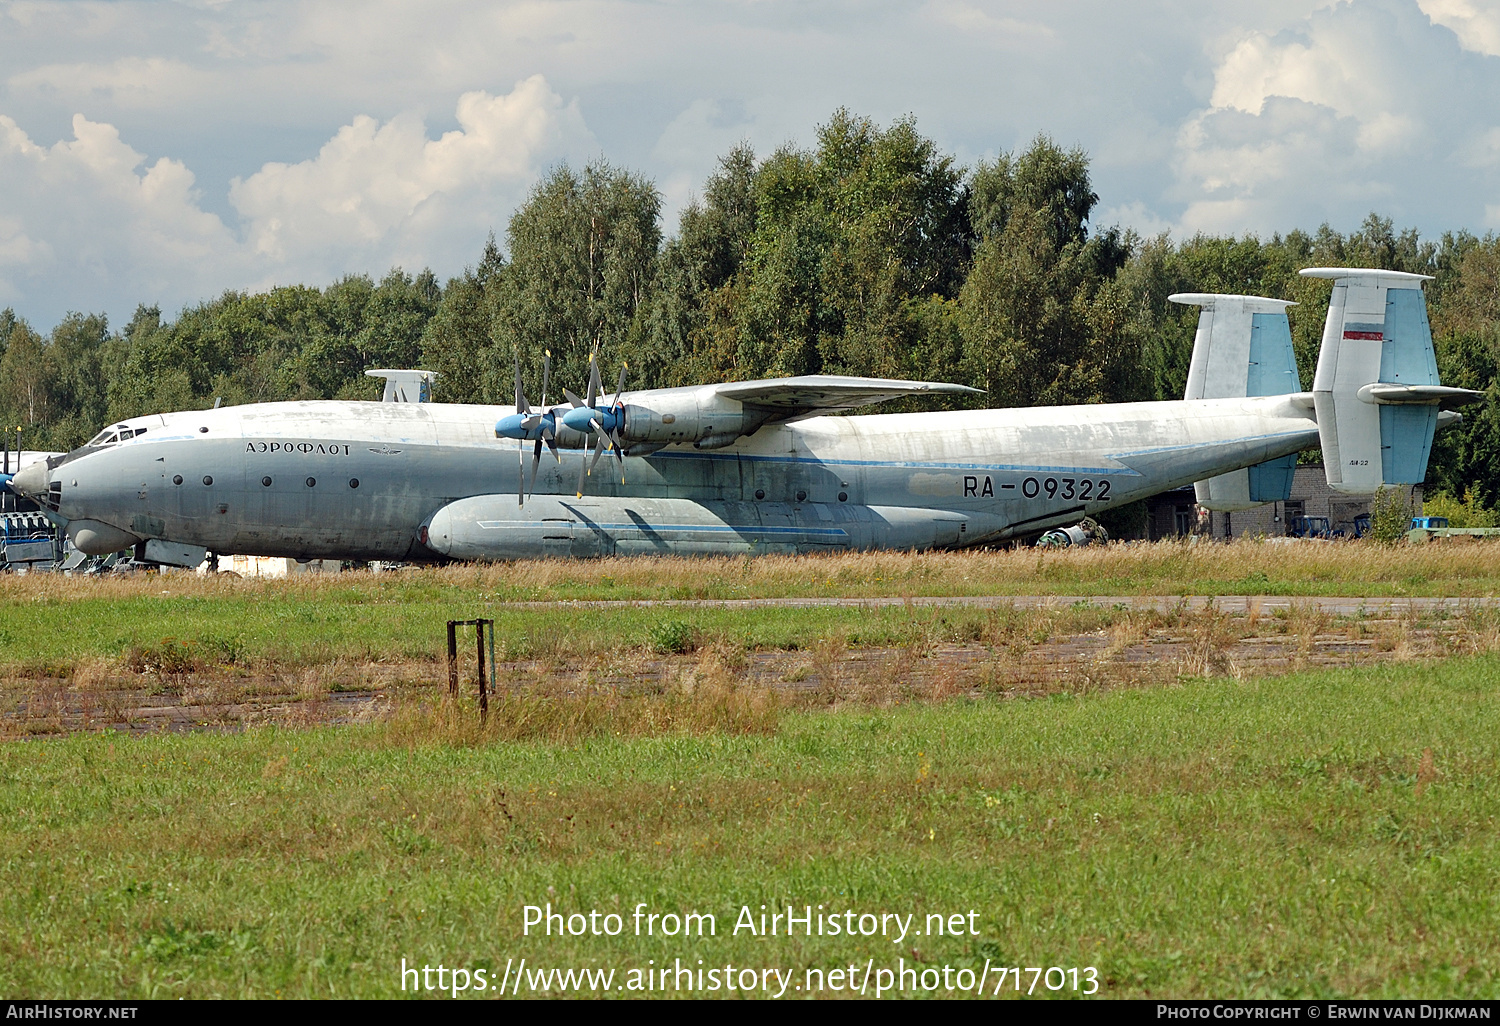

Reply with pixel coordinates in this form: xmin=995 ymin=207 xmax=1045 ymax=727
xmin=413 ymin=541 xmax=1500 ymax=598
xmin=3 ymin=537 xmax=1500 ymax=612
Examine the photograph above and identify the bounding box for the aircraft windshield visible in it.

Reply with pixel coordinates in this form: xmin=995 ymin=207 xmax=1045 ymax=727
xmin=86 ymin=425 xmax=147 ymax=446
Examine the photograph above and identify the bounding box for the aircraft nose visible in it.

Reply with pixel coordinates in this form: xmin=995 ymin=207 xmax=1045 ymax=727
xmin=9 ymin=461 xmax=48 ymax=500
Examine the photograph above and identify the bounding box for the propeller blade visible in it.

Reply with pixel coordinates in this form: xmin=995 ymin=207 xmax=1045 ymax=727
xmin=576 ymin=436 xmax=590 ymax=497
xmin=517 ymin=437 xmax=526 ymax=506
xmin=615 ymin=361 xmax=627 ymax=402
xmin=528 ymin=437 xmax=543 ymax=496
xmin=540 ymin=350 xmax=551 ymax=409
xmin=588 ymin=437 xmax=606 ymax=476
xmin=585 ymin=346 xmax=601 ymax=409
xmin=543 ymin=427 xmax=560 ymax=462
xmin=563 ymin=387 xmax=585 ymax=409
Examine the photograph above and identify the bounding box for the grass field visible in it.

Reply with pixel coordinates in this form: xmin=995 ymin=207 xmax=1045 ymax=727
xmin=3 ymin=541 xmax=1500 ymax=672
xmin=4 ymin=543 xmax=1500 ymax=998
xmin=2 ymin=654 xmax=1499 ymax=999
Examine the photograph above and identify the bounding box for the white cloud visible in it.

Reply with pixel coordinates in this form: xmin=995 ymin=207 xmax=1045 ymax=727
xmin=1208 ymin=0 xmax=1433 ymax=132
xmin=920 ymin=1 xmax=1056 ymax=47
xmin=650 ymin=98 xmax=759 ymax=220
xmin=1172 ymin=0 xmax=1500 ymax=234
xmin=8 ymin=56 xmax=211 ymax=110
xmin=1419 ymin=0 xmax=1500 ymax=55
xmin=1 ymin=0 xmax=1500 ymax=325
xmin=0 ymin=112 xmax=239 ymax=312
xmin=230 ymin=75 xmax=594 ymax=281
xmin=1095 ymin=201 xmax=1174 ymax=239
xmin=0 ymin=75 xmax=595 ymax=320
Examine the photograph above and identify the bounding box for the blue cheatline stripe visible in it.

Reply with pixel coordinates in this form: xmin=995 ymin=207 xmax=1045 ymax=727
xmin=475 ymin=521 xmax=849 ymax=537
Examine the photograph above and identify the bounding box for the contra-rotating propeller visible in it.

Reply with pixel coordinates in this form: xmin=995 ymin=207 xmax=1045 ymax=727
xmin=495 ymin=349 xmax=562 ymax=505
xmin=495 ymin=345 xmax=632 ymax=502
xmin=561 ymin=349 xmax=629 ymax=495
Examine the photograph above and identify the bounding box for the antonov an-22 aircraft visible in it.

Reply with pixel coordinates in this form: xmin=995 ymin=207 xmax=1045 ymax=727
xmin=1 ymin=268 xmax=1481 ymax=564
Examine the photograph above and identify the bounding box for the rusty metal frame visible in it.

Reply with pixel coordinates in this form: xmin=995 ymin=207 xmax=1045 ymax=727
xmin=446 ymin=618 xmax=497 ymax=718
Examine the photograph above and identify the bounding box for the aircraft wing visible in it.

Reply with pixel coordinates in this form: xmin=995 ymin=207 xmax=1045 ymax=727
xmin=712 ymin=375 xmax=982 ymax=417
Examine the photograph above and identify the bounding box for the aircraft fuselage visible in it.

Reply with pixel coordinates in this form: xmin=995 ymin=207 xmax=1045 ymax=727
xmin=25 ymin=394 xmax=1318 ymax=561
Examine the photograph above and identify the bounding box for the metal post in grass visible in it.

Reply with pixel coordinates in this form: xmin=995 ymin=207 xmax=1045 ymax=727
xmin=486 ymin=619 xmax=496 ymax=711
xmin=446 ymin=621 xmax=459 ymax=696
xmin=475 ymin=620 xmax=488 ymax=720
xmin=446 ymin=618 xmax=496 ymax=721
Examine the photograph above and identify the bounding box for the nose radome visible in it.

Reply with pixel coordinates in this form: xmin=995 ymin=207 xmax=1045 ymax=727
xmin=10 ymin=462 xmax=48 ymax=499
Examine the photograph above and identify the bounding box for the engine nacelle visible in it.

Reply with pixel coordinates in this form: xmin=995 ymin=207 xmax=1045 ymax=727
xmin=619 ymin=388 xmax=771 ymax=448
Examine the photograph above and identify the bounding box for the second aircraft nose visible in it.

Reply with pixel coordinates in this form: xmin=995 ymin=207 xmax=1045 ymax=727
xmin=9 ymin=461 xmax=48 ymax=500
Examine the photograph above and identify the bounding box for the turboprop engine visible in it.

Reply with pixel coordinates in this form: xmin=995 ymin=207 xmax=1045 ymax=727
xmin=559 ymin=388 xmax=769 ymax=451
xmin=494 ymin=346 xmax=804 ymax=501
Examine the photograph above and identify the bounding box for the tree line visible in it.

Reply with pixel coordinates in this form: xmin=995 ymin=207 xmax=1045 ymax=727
xmin=4 ymin=109 xmax=1500 ymax=505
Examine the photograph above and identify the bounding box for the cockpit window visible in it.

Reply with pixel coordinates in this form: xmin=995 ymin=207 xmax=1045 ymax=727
xmin=87 ymin=423 xmax=153 ymax=447
xmin=86 ymin=424 xmax=148 ymax=446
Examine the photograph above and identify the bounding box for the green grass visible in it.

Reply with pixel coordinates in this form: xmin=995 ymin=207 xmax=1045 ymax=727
xmin=5 ymin=540 xmax=1500 ymax=671
xmin=0 ymin=587 xmax=1019 ymax=668
xmin=3 ymin=656 xmax=1499 ymax=998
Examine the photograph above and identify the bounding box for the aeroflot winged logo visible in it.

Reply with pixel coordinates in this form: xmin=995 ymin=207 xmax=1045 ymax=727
xmin=368 ymin=446 xmax=404 ymax=456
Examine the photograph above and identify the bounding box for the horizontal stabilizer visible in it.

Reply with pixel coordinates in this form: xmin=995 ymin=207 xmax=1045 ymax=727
xmin=1356 ymin=383 xmax=1483 ymax=408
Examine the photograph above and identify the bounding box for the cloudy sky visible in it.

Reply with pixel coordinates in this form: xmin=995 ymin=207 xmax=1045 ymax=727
xmin=2 ymin=0 xmax=1499 ymax=329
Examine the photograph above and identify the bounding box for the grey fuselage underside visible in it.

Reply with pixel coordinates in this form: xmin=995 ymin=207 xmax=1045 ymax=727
xmin=50 ymin=395 xmax=1317 ymax=560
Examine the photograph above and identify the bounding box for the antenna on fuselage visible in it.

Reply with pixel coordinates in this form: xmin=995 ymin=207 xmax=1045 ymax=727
xmin=365 ymin=369 xmax=440 ymax=403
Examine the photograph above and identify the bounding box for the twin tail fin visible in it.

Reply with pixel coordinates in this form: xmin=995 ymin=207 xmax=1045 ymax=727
xmin=1169 ymin=293 xmax=1301 ymax=511
xmin=1302 ymin=268 xmax=1480 ymax=495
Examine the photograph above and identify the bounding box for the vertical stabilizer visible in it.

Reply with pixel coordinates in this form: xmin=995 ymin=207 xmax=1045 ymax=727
xmin=1170 ymin=293 xmax=1300 ymax=510
xmin=1300 ymin=268 xmax=1473 ymax=494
